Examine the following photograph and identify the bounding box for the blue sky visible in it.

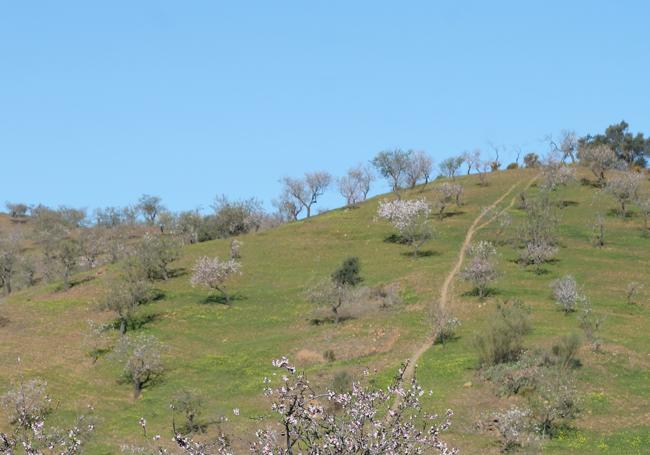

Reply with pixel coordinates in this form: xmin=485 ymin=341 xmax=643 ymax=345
xmin=1 ymin=1 xmax=649 ymax=213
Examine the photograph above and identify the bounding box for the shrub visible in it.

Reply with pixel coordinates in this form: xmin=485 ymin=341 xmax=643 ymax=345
xmin=506 ymin=162 xmax=519 ymax=170
xmin=474 ymin=300 xmax=531 ymax=368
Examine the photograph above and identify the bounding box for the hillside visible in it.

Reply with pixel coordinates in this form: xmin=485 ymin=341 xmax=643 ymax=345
xmin=1 ymin=167 xmax=649 ymax=454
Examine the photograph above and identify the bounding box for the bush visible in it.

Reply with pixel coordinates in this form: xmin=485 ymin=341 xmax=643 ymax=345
xmin=474 ymin=300 xmax=531 ymax=368
xmin=506 ymin=162 xmax=519 ymax=170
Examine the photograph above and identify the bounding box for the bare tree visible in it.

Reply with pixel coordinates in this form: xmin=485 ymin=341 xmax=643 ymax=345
xmin=281 ymin=172 xmax=331 ymax=218
xmin=638 ymin=197 xmax=650 ymax=230
xmin=546 ymin=130 xmax=578 ymax=163
xmin=137 ymin=194 xmax=164 ymax=225
xmin=114 ymin=334 xmax=164 ymax=398
xmin=338 ymin=164 xmax=374 ymax=207
xmin=625 ymin=282 xmax=643 ymax=305
xmin=591 ymin=213 xmax=605 ymax=247
xmin=273 ymin=190 xmax=303 ymax=221
xmin=462 ymin=149 xmax=482 ymax=175
xmin=405 ymin=150 xmax=433 ymax=188
xmin=78 ymin=227 xmax=107 ymax=269
xmin=487 ymin=142 xmax=503 ymax=171
xmin=371 ymin=149 xmax=411 ymax=197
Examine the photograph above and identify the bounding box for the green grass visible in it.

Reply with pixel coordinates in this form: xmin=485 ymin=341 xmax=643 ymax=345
xmin=1 ymin=168 xmax=649 ymax=453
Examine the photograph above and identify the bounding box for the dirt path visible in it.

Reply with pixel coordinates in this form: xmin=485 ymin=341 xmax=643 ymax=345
xmin=399 ymin=177 xmax=533 ymax=383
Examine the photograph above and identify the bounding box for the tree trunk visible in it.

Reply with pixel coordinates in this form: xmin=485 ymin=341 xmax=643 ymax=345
xmin=119 ymin=318 xmax=127 ymax=336
xmin=133 ymin=380 xmax=141 ymax=399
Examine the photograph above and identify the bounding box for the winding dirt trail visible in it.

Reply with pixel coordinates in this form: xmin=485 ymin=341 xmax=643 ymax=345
xmin=399 ymin=176 xmax=535 ymax=383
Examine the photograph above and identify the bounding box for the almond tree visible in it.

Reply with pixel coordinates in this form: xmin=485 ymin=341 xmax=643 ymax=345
xmin=377 ymin=198 xmax=433 ymax=257
xmin=137 ymin=194 xmax=164 ymax=225
xmin=190 ymin=256 xmax=242 ymax=303
xmin=605 ymin=171 xmax=644 ymax=217
xmin=434 ymin=183 xmax=463 ymax=219
xmin=578 ymin=144 xmax=618 ymax=186
xmin=114 ymin=334 xmax=164 ymax=399
xmin=0 ymin=377 xmax=94 ymax=453
xmin=135 ymin=358 xmax=458 ymax=455
xmin=460 ymin=241 xmax=498 ymax=298
xmin=550 ymin=275 xmax=584 ymax=313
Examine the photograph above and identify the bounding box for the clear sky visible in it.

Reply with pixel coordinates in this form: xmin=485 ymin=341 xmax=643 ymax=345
xmin=1 ymin=1 xmax=649 ymax=213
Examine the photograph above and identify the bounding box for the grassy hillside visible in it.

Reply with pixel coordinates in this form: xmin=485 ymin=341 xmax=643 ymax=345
xmin=1 ymin=168 xmax=649 ymax=454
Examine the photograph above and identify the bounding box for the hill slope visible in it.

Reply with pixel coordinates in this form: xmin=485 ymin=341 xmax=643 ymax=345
xmin=1 ymin=168 xmax=649 ymax=454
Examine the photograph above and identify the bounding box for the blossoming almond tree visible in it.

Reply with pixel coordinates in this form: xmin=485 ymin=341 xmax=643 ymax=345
xmin=190 ymin=256 xmax=242 ymax=303
xmin=135 ymin=357 xmax=458 ymax=455
xmin=377 ymin=198 xmax=434 ymax=257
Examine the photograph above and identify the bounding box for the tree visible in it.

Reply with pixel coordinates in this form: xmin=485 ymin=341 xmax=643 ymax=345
xmin=331 ymin=256 xmax=362 ymax=287
xmin=462 ymin=149 xmax=482 ymax=175
xmin=134 ymin=233 xmax=181 ymax=281
xmin=55 ymin=238 xmax=80 ymax=290
xmin=5 ymin=202 xmax=29 ymax=218
xmin=190 ymin=256 xmax=242 ymax=303
xmin=137 ymin=194 xmax=164 ymax=225
xmin=605 ymin=171 xmax=644 ymax=217
xmin=519 ymin=195 xmax=558 ymax=248
xmin=439 ymin=156 xmax=464 ymax=181
xmin=579 ymin=120 xmax=649 ymax=167
xmin=550 ymin=275 xmax=584 ymax=314
xmin=519 ymin=242 xmax=557 ymax=274
xmin=405 ymin=150 xmax=433 ymax=188
xmin=250 ymin=358 xmax=458 ymax=454
xmin=540 ymin=160 xmax=575 ymax=192
xmin=638 ymin=197 xmax=650 ymax=230
xmin=230 ymin=239 xmax=242 ymax=259
xmin=209 ymin=195 xmax=264 ymax=237
xmin=377 ymin=198 xmax=434 ymax=257
xmin=371 ymin=149 xmax=411 ymax=197
xmin=460 ymin=241 xmax=498 ymax=298
xmin=434 ymin=183 xmax=463 ymax=219
xmin=578 ymin=298 xmax=603 ymax=352
xmin=0 ymin=377 xmax=93 ymax=454
xmin=591 ymin=213 xmax=605 ymax=247
xmin=101 ymin=275 xmax=152 ymax=335
xmin=171 ymin=389 xmax=204 ymax=434
xmin=281 ymin=172 xmax=332 ymax=218
xmin=523 ymin=153 xmax=541 ymax=168
xmin=137 ymin=358 xmax=457 ymax=454
xmin=78 ymin=227 xmax=107 ymax=269
xmin=338 ymin=165 xmax=374 ymax=207
xmin=625 ymin=282 xmax=643 ymax=305
xmin=547 ymin=130 xmax=578 ymax=163
xmin=578 ymin=144 xmax=619 ymax=186
xmin=114 ymin=334 xmax=164 ymax=398
xmin=527 ymin=367 xmax=579 ymax=437
xmin=0 ymin=234 xmax=20 ymax=294
xmin=273 ymin=190 xmax=303 ymax=221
